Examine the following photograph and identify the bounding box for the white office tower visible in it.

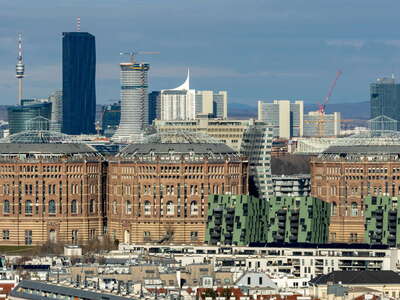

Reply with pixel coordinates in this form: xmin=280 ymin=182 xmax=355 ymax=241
xmin=16 ymin=33 xmax=25 ymax=105
xmin=48 ymin=90 xmax=63 ymax=132
xmin=113 ymin=61 xmax=150 ymax=142
xmin=240 ymin=121 xmax=273 ymax=200
xmin=195 ymin=90 xmax=228 ymax=118
xmin=258 ymin=100 xmax=304 ymax=139
xmin=160 ymin=70 xmax=196 ymax=121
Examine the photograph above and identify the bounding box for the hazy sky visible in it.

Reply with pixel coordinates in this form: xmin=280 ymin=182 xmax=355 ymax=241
xmin=1 ymin=0 xmax=400 ymax=106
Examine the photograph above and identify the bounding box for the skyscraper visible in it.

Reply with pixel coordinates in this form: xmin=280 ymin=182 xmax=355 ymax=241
xmin=160 ymin=71 xmax=196 ymax=121
xmin=112 ymin=61 xmax=149 ymax=142
xmin=148 ymin=91 xmax=160 ymax=124
xmin=48 ymin=90 xmax=63 ymax=132
xmin=62 ymin=32 xmax=96 ymax=135
xmin=258 ymin=100 xmax=304 ymax=138
xmin=370 ymin=77 xmax=400 ymax=130
xmin=195 ymin=90 xmax=228 ymax=118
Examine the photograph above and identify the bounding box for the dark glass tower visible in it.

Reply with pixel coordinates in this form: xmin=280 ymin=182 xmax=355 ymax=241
xmin=62 ymin=32 xmax=96 ymax=134
xmin=148 ymin=91 xmax=160 ymax=125
xmin=370 ymin=77 xmax=400 ymax=130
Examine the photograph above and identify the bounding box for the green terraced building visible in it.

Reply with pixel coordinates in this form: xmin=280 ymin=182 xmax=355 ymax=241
xmin=205 ymin=195 xmax=330 ymax=245
xmin=267 ymin=196 xmax=330 ymax=244
xmin=364 ymin=195 xmax=400 ymax=247
xmin=205 ymin=194 xmax=268 ymax=245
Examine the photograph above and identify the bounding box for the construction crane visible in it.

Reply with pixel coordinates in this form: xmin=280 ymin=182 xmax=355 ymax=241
xmin=311 ymin=70 xmax=343 ymax=137
xmin=120 ymin=51 xmax=160 ymax=64
xmin=318 ymin=70 xmax=343 ymax=114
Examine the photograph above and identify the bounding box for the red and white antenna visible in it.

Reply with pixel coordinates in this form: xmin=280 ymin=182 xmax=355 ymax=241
xmin=76 ymin=17 xmax=81 ymax=32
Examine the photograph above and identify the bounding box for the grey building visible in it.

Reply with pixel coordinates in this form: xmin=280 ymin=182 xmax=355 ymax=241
xmin=272 ymin=174 xmax=311 ymax=197
xmin=48 ymin=90 xmax=62 ymax=132
xmin=240 ymin=121 xmax=273 ymax=199
xmin=195 ymin=91 xmax=228 ymax=118
xmin=101 ymin=101 xmax=121 ymax=137
xmin=8 ymin=100 xmax=52 ymax=135
xmin=258 ymin=100 xmax=303 ymax=138
xmin=303 ymin=111 xmax=341 ymax=137
xmin=112 ymin=61 xmax=149 ymax=142
xmin=370 ymin=77 xmax=400 ymax=130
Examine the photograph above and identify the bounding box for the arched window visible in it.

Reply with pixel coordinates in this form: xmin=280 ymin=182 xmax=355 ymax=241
xmin=190 ymin=201 xmax=198 ymax=216
xmin=89 ymin=200 xmax=95 ymax=214
xmin=126 ymin=200 xmax=132 ymax=214
xmin=113 ymin=201 xmax=117 ymax=214
xmin=166 ymin=201 xmax=174 ymax=215
xmin=331 ymin=202 xmax=337 ymax=217
xmin=144 ymin=201 xmax=151 ymax=216
xmin=49 ymin=200 xmax=56 ymax=214
xmin=3 ymin=200 xmax=10 ymax=214
xmin=71 ymin=200 xmax=77 ymax=214
xmin=25 ymin=200 xmax=32 ymax=215
xmin=351 ymin=202 xmax=358 ymax=217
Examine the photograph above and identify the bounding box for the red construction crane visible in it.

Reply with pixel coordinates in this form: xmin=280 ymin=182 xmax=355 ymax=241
xmin=318 ymin=70 xmax=342 ymax=114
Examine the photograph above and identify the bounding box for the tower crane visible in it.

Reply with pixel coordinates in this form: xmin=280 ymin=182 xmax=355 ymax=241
xmin=318 ymin=70 xmax=342 ymax=115
xmin=120 ymin=51 xmax=160 ymax=64
xmin=310 ymin=70 xmax=343 ymax=137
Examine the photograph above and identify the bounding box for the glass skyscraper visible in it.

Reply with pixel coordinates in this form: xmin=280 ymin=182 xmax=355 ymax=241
xmin=370 ymin=77 xmax=400 ymax=130
xmin=62 ymin=32 xmax=96 ymax=134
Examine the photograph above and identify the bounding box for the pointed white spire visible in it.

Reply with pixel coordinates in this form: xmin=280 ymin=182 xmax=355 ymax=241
xmin=172 ymin=68 xmax=190 ymax=90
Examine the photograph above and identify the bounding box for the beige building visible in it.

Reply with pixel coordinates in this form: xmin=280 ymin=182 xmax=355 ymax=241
xmin=258 ymin=100 xmax=304 ymax=139
xmin=154 ymin=117 xmax=267 ymax=152
xmin=195 ymin=91 xmax=228 ymax=119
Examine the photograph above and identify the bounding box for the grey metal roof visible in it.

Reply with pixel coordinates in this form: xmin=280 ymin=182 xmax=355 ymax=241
xmin=119 ymin=143 xmax=237 ymax=156
xmin=0 ymin=143 xmax=98 ymax=155
xmin=323 ymin=145 xmax=400 ymax=154
xmin=310 ymin=271 xmax=400 ymax=285
xmin=10 ymin=280 xmax=133 ymax=300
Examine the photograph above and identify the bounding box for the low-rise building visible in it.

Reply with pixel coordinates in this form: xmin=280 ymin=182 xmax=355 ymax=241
xmin=309 ymin=271 xmax=400 ymax=300
xmin=272 ymin=175 xmax=311 ymax=197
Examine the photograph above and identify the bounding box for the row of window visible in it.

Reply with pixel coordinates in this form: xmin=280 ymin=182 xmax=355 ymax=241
xmin=2 ymin=199 xmax=97 ymax=215
xmin=112 ymin=200 xmax=199 ymax=216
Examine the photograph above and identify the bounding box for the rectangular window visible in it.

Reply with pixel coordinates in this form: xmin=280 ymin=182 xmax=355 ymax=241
xmin=2 ymin=230 xmax=9 ymax=240
xmin=89 ymin=229 xmax=96 ymax=240
xmin=72 ymin=230 xmax=79 ymax=244
xmin=24 ymin=230 xmax=32 ymax=245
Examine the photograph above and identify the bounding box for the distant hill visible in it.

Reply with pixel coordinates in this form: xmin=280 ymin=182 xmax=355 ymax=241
xmin=228 ymin=101 xmax=370 ymax=120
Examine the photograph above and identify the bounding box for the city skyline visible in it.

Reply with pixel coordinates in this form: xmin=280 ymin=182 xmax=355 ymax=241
xmin=0 ymin=1 xmax=400 ymax=106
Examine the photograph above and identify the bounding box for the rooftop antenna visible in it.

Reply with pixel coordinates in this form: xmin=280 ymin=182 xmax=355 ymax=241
xmin=76 ymin=17 xmax=81 ymax=32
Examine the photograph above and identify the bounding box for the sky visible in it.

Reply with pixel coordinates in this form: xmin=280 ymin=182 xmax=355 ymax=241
xmin=1 ymin=0 xmax=400 ymax=106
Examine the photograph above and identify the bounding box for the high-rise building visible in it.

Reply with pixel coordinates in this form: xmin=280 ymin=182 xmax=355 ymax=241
xmin=48 ymin=90 xmax=62 ymax=132
xmin=303 ymin=111 xmax=341 ymax=137
xmin=148 ymin=91 xmax=160 ymax=124
xmin=160 ymin=72 xmax=196 ymax=121
xmin=112 ymin=61 xmax=149 ymax=142
xmin=8 ymin=100 xmax=52 ymax=135
xmin=101 ymin=101 xmax=121 ymax=137
xmin=240 ymin=122 xmax=273 ymax=200
xmin=62 ymin=32 xmax=96 ymax=135
xmin=258 ymin=100 xmax=304 ymax=138
xmin=195 ymin=90 xmax=228 ymax=118
xmin=370 ymin=77 xmax=400 ymax=130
